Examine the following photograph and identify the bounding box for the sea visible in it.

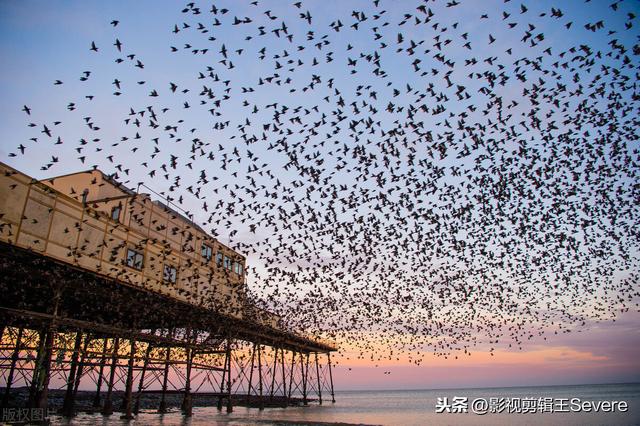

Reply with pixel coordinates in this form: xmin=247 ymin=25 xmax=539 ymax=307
xmin=47 ymin=382 xmax=640 ymax=426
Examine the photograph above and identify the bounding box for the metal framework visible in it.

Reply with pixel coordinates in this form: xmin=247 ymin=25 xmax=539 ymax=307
xmin=0 ymin=162 xmax=336 ymax=419
xmin=0 ymin=243 xmax=335 ymax=418
xmin=0 ymin=322 xmax=335 ymax=417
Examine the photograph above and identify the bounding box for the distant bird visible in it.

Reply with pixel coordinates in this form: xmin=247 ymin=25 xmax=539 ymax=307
xmin=6 ymin=0 xmax=640 ymax=368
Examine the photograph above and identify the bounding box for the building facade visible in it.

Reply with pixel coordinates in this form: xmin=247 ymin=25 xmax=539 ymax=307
xmin=0 ymin=163 xmax=275 ymax=325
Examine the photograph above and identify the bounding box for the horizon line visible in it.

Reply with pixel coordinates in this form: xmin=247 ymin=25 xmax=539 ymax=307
xmin=335 ymin=381 xmax=640 ymax=393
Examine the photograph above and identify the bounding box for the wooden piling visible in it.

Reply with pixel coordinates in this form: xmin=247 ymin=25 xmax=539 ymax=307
xmin=315 ymin=352 xmax=322 ymax=405
xmin=61 ymin=331 xmax=83 ymax=417
xmin=92 ymin=338 xmax=108 ymax=408
xmin=101 ymin=337 xmax=119 ymax=416
xmin=2 ymin=327 xmax=23 ymax=407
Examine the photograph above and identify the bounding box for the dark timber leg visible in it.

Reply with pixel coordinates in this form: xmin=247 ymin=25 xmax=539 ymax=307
xmin=246 ymin=342 xmax=256 ymax=406
xmin=302 ymin=352 xmax=309 ymax=406
xmin=62 ymin=331 xmax=83 ymax=417
xmin=158 ymin=347 xmax=171 ymax=413
xmin=121 ymin=338 xmax=136 ymax=419
xmin=101 ymin=337 xmax=119 ymax=416
xmin=27 ymin=329 xmax=47 ymax=408
xmin=257 ymin=344 xmax=264 ymax=411
xmin=134 ymin=341 xmax=153 ymax=414
xmin=269 ymin=346 xmax=278 ymax=402
xmin=36 ymin=329 xmax=55 ymax=410
xmin=73 ymin=334 xmax=91 ymax=394
xmin=93 ymin=338 xmax=108 ymax=408
xmin=328 ymin=352 xmax=335 ymax=403
xmin=315 ymin=352 xmax=322 ymax=405
xmin=33 ymin=284 xmax=62 ymax=411
xmin=287 ymin=350 xmax=296 ymax=401
xmin=217 ymin=342 xmax=228 ymax=411
xmin=226 ymin=339 xmax=233 ymax=413
xmin=2 ymin=327 xmax=23 ymax=407
xmin=182 ymin=330 xmax=194 ymax=417
xmin=280 ymin=347 xmax=287 ymax=408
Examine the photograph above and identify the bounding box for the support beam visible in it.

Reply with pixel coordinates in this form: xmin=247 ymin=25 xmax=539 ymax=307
xmin=101 ymin=337 xmax=119 ymax=416
xmin=92 ymin=338 xmax=108 ymax=408
xmin=225 ymin=338 xmax=233 ymax=413
xmin=73 ymin=334 xmax=92 ymax=396
xmin=302 ymin=352 xmax=309 ymax=406
xmin=287 ymin=350 xmax=296 ymax=401
xmin=121 ymin=338 xmax=137 ymax=419
xmin=182 ymin=329 xmax=194 ymax=417
xmin=29 ymin=285 xmax=62 ymax=411
xmin=37 ymin=329 xmax=55 ymax=410
xmin=61 ymin=331 xmax=83 ymax=417
xmin=257 ymin=344 xmax=264 ymax=411
xmin=134 ymin=341 xmax=154 ymax=414
xmin=217 ymin=342 xmax=228 ymax=412
xmin=269 ymin=346 xmax=278 ymax=401
xmin=280 ymin=347 xmax=287 ymax=408
xmin=2 ymin=327 xmax=23 ymax=407
xmin=315 ymin=352 xmax=322 ymax=405
xmin=158 ymin=346 xmax=171 ymax=413
xmin=27 ymin=329 xmax=47 ymax=407
xmin=246 ymin=342 xmax=256 ymax=406
xmin=327 ymin=352 xmax=335 ymax=403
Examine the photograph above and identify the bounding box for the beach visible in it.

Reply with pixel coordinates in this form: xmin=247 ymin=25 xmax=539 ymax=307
xmin=4 ymin=382 xmax=636 ymax=425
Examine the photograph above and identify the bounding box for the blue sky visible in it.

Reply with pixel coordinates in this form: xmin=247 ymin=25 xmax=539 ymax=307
xmin=0 ymin=0 xmax=638 ymax=388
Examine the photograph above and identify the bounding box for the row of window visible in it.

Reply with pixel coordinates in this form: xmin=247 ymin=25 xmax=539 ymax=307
xmin=107 ymin=201 xmax=242 ymax=280
xmin=110 ymin=208 xmax=240 ymax=276
xmin=125 ymin=247 xmax=243 ymax=283
xmin=201 ymin=244 xmax=243 ymax=274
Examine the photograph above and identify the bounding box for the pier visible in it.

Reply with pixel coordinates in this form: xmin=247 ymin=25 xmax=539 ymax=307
xmin=0 ymin=162 xmax=336 ymax=418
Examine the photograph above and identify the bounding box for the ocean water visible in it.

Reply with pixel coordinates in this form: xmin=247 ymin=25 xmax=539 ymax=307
xmin=50 ymin=383 xmax=640 ymax=425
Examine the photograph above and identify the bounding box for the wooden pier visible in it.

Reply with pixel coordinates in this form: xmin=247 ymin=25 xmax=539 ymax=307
xmin=0 ymin=162 xmax=336 ymax=419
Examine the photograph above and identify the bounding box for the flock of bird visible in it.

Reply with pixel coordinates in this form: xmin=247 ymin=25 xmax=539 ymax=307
xmin=7 ymin=0 xmax=640 ymax=365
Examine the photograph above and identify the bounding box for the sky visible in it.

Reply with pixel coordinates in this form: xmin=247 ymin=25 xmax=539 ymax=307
xmin=0 ymin=0 xmax=639 ymax=390
xmin=336 ymin=309 xmax=640 ymax=390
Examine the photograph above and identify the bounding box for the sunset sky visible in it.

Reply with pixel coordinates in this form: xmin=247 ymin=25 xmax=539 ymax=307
xmin=333 ymin=309 xmax=640 ymax=390
xmin=1 ymin=0 xmax=638 ymax=391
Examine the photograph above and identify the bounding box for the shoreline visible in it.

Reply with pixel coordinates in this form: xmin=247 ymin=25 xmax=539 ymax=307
xmin=1 ymin=386 xmax=313 ymax=412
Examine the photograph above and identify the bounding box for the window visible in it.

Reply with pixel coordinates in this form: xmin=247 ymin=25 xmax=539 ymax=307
xmin=233 ymin=261 xmax=243 ymax=275
xmin=223 ymin=255 xmax=231 ymax=270
xmin=216 ymin=252 xmax=223 ymax=267
xmin=163 ymin=264 xmax=177 ymax=283
xmin=201 ymin=243 xmax=213 ymax=261
xmin=126 ymin=248 xmax=144 ymax=270
xmin=111 ymin=205 xmax=122 ymax=222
